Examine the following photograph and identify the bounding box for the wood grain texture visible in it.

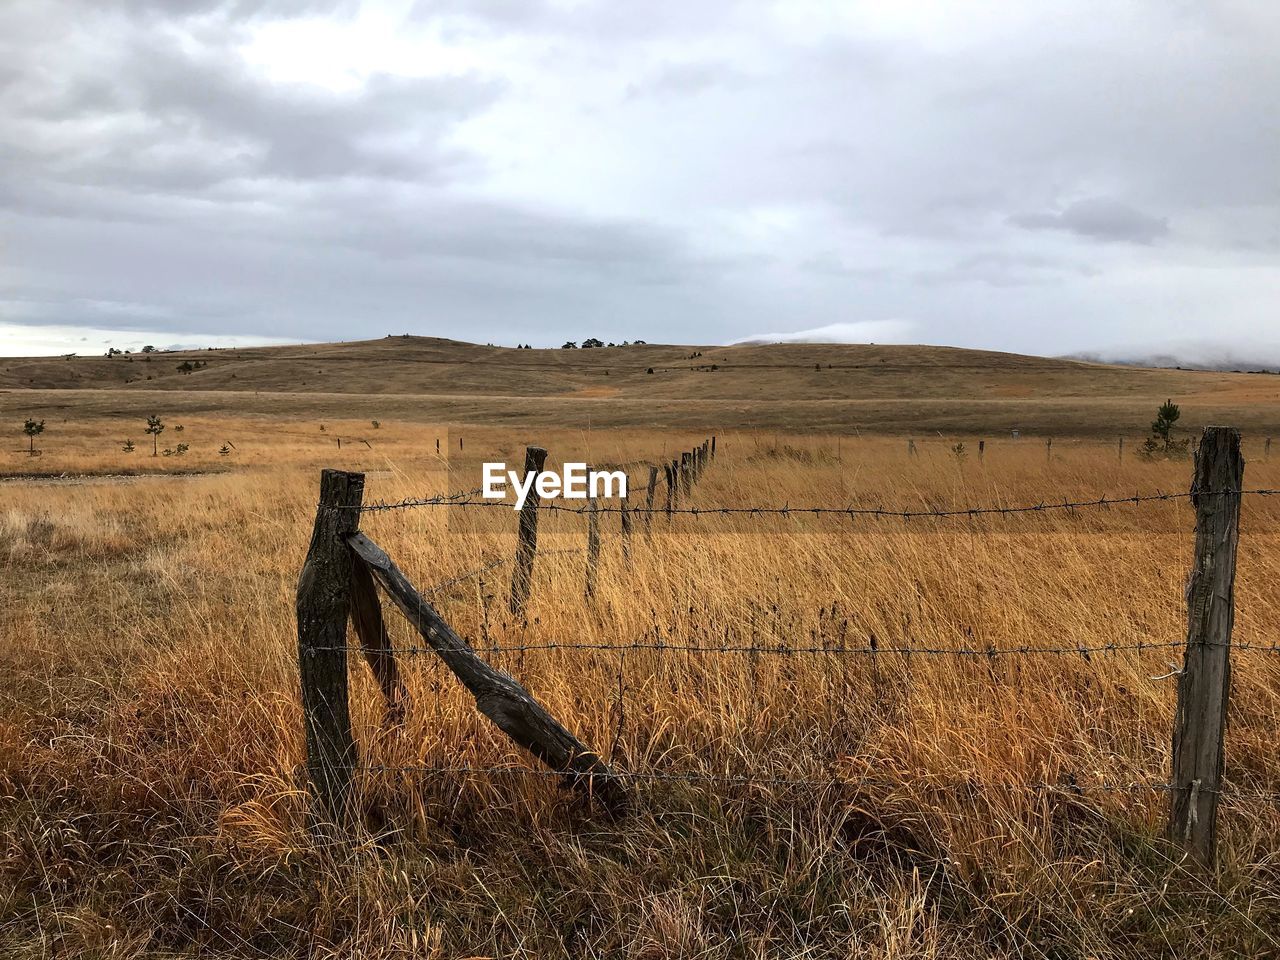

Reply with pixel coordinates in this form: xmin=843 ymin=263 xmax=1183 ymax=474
xmin=1169 ymin=426 xmax=1242 ymax=868
xmin=296 ymin=468 xmax=364 ymax=830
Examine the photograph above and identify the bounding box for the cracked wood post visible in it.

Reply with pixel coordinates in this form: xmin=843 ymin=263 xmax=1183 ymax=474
xmin=585 ymin=468 xmax=601 ymax=600
xmin=348 ymin=533 xmax=628 ymax=815
xmin=644 ymin=464 xmax=659 ymax=534
xmin=680 ymin=451 xmax=692 ymax=494
xmin=296 ymin=468 xmax=364 ymax=831
xmin=509 ymin=445 xmax=548 ymax=616
xmin=711 ymin=435 xmax=716 ymax=459
xmin=978 ymin=439 xmax=985 ymax=460
xmin=1169 ymin=426 xmax=1242 ymax=870
xmin=664 ymin=461 xmax=676 ymax=517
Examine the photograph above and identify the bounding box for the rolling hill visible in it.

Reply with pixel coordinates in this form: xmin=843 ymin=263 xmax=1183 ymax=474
xmin=2 ymin=336 xmax=1277 ymax=436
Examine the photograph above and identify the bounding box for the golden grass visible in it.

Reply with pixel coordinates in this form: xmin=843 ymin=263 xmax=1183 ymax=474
xmin=2 ymin=422 xmax=1279 ymax=957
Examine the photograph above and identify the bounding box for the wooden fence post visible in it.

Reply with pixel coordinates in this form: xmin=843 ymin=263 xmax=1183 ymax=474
xmin=908 ymin=439 xmax=916 ymax=457
xmin=681 ymin=452 xmax=692 ymax=494
xmin=711 ymin=435 xmax=716 ymax=458
xmin=1169 ymin=426 xmax=1242 ymax=869
xmin=1118 ymin=437 xmax=1124 ymax=463
xmin=1266 ymin=437 xmax=1272 ymax=460
xmin=1046 ymin=437 xmax=1053 ymax=460
xmin=296 ymin=468 xmax=364 ymax=830
xmin=585 ymin=469 xmax=600 ymax=600
xmin=978 ymin=439 xmax=985 ymax=460
xmin=644 ymin=465 xmax=659 ymax=533
xmin=620 ymin=489 xmax=632 ymax=564
xmin=509 ymin=446 xmax=548 ymax=615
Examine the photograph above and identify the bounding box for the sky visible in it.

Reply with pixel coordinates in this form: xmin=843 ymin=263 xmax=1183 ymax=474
xmin=2 ymin=0 xmax=1278 ymax=360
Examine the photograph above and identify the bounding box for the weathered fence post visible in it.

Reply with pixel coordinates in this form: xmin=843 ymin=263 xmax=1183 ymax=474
xmin=509 ymin=446 xmax=548 ymax=615
xmin=296 ymin=469 xmax=364 ymax=831
xmin=1046 ymin=437 xmax=1053 ymax=460
xmin=908 ymin=439 xmax=916 ymax=457
xmin=620 ymin=489 xmax=632 ymax=564
xmin=1169 ymin=426 xmax=1242 ymax=869
xmin=644 ymin=464 xmax=659 ymax=533
xmin=978 ymin=439 xmax=985 ymax=460
xmin=1118 ymin=436 xmax=1124 ymax=463
xmin=711 ymin=435 xmax=716 ymax=458
xmin=681 ymin=452 xmax=692 ymax=494
xmin=585 ymin=469 xmax=601 ymax=600
xmin=1266 ymin=437 xmax=1272 ymax=460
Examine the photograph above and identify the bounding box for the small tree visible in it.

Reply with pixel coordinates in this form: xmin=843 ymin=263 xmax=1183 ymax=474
xmin=218 ymin=443 xmax=231 ymax=456
xmin=145 ymin=415 xmax=165 ymax=457
xmin=1141 ymin=399 xmax=1190 ymax=460
xmin=22 ymin=418 xmax=44 ymax=456
xmin=123 ymin=439 xmax=135 ymax=453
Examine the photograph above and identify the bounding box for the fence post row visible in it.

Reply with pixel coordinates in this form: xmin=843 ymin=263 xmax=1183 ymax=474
xmin=680 ymin=452 xmax=692 ymax=495
xmin=1169 ymin=426 xmax=1242 ymax=869
xmin=509 ymin=445 xmax=548 ymax=616
xmin=296 ymin=469 xmax=364 ymax=831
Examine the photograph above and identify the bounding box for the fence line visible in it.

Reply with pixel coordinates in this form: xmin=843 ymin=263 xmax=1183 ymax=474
xmin=345 ymin=487 xmax=1279 ymax=517
xmin=296 ymin=426 xmax=1272 ymax=868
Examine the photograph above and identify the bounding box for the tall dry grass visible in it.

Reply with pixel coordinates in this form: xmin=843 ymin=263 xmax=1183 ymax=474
xmin=2 ymin=424 xmax=1279 ymax=957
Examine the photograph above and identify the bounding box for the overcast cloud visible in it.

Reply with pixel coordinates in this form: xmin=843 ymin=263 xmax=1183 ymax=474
xmin=2 ymin=0 xmax=1278 ymax=357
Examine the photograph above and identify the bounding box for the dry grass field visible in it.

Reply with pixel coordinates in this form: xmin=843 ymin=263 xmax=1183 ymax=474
xmin=2 ymin=342 xmax=1280 ymax=957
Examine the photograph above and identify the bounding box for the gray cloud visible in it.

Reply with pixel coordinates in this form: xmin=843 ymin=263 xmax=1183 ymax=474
xmin=1010 ymin=198 xmax=1170 ymax=245
xmin=2 ymin=0 xmax=1279 ymax=357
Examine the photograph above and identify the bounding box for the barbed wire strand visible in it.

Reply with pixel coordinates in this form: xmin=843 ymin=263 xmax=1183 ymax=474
xmin=343 ymin=487 xmax=1279 ymax=517
xmin=315 ymin=639 xmax=1280 ymax=657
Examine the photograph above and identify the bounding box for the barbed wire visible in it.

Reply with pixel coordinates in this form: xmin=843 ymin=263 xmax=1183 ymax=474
xmin=358 ymin=764 xmax=1280 ymax=801
xmin=345 ymin=488 xmax=1279 ymax=517
xmin=317 ymin=638 xmax=1280 ymax=657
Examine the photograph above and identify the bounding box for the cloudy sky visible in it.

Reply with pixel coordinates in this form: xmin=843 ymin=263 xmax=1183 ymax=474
xmin=2 ymin=1 xmax=1278 ymax=359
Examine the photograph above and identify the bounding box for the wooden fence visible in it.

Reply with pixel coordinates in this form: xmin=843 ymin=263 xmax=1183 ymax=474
xmin=297 ymin=428 xmax=1249 ymax=868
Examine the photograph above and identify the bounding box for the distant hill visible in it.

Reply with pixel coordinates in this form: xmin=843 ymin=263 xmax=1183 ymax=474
xmin=3 ymin=336 xmax=1278 ymax=436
